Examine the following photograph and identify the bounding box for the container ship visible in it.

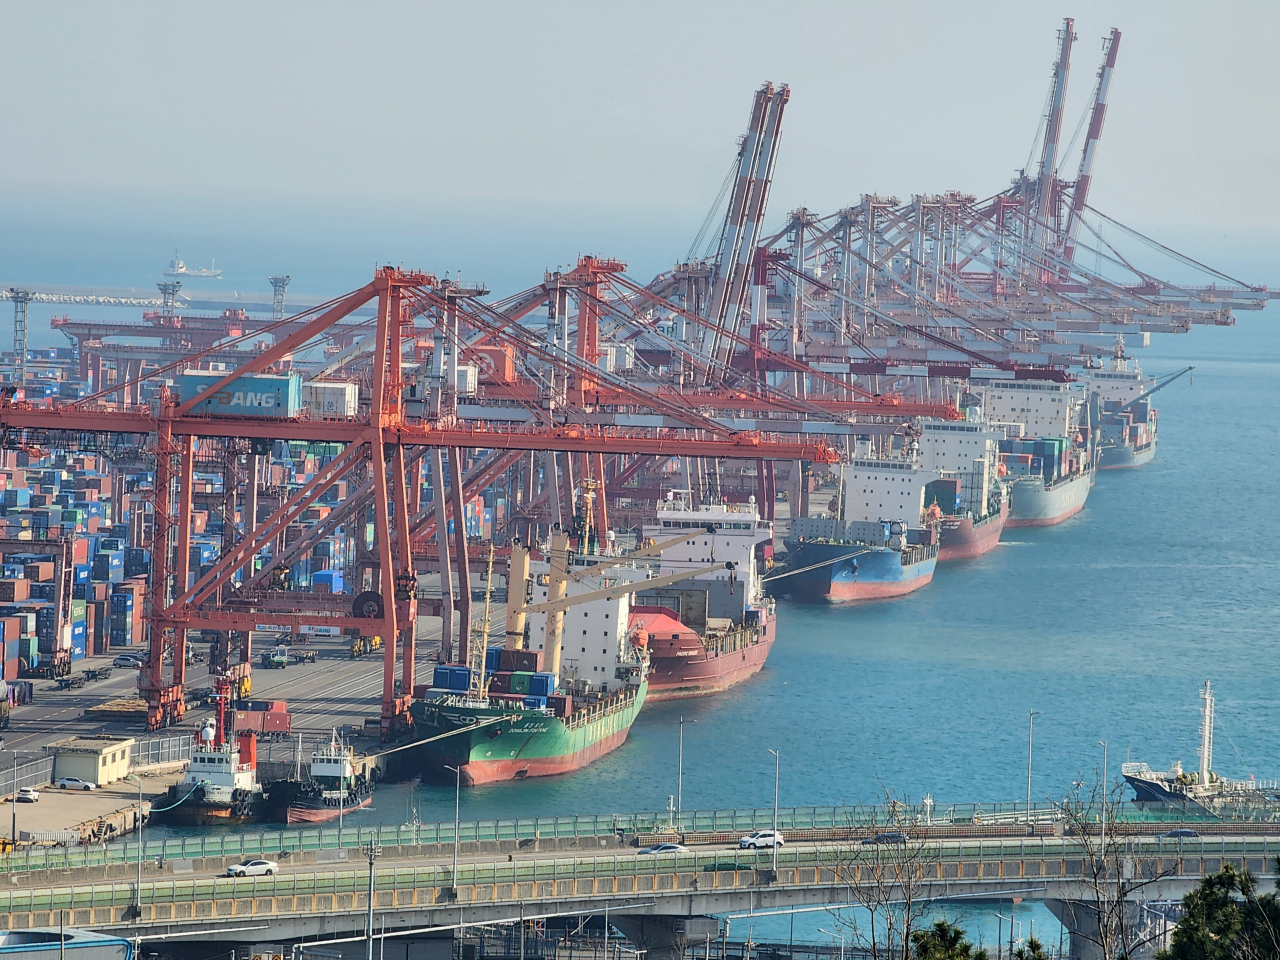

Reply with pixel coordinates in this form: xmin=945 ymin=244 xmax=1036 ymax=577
xmin=266 ymin=734 xmax=373 ymax=824
xmin=634 ymin=498 xmax=775 ymax=700
xmin=152 ymin=683 xmax=268 ymax=825
xmin=1000 ymin=438 xmax=1094 ymax=528
xmin=1122 ymin=681 xmax=1280 ymax=815
xmin=781 ymin=452 xmax=939 ymax=602
xmin=918 ymin=419 xmax=1009 ymax=560
xmin=1082 ymin=346 xmax=1158 ymax=469
xmin=970 ymin=377 xmax=1095 ymax=527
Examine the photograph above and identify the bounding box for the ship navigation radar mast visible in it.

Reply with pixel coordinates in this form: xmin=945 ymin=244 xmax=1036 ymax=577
xmin=1199 ymin=679 xmax=1214 ymax=787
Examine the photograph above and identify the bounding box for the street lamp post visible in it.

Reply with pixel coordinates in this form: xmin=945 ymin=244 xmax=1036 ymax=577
xmin=1099 ymin=740 xmax=1109 ymax=860
xmin=817 ymin=927 xmax=844 ymax=960
xmin=1026 ymin=710 xmax=1040 ymax=831
xmin=11 ymin=753 xmax=17 ymax=844
xmin=445 ymin=764 xmax=461 ymax=891
xmin=363 ymin=835 xmax=382 ymax=960
xmin=678 ymin=716 xmax=696 ymax=815
xmin=995 ymin=914 xmax=1019 ymax=960
xmin=125 ymin=774 xmax=144 ymax=917
xmin=767 ymin=749 xmax=780 ymax=875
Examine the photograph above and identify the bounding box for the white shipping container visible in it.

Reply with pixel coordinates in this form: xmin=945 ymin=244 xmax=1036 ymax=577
xmin=301 ymin=381 xmax=359 ymax=418
xmin=455 ymin=365 xmax=478 ymax=396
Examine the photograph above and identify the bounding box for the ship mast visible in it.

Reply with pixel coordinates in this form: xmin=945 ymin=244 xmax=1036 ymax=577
xmin=1198 ymin=679 xmax=1214 ymax=785
xmin=470 ymin=543 xmax=496 ymax=696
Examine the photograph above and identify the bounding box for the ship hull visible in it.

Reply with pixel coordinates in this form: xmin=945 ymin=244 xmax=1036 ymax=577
xmin=1098 ymin=437 xmax=1157 ymax=470
xmin=647 ymin=619 xmax=775 ymax=701
xmin=151 ymin=799 xmax=267 ymax=827
xmin=1006 ymin=469 xmax=1093 ymax=527
xmin=779 ymin=541 xmax=936 ymax=603
xmin=287 ymin=792 xmax=373 ymax=824
xmin=1123 ymin=775 xmax=1189 ymax=805
xmin=411 ymin=682 xmax=646 ymax=785
xmin=937 ymin=500 xmax=1008 ymax=561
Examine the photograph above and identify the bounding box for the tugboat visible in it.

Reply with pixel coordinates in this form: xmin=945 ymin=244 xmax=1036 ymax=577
xmin=151 ymin=677 xmax=267 ymax=825
xmin=276 ymin=733 xmax=373 ymax=824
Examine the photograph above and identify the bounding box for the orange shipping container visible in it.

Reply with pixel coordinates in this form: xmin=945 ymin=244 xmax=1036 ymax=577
xmin=24 ymin=562 xmax=53 ymax=582
xmin=0 ymin=580 xmax=29 ymax=603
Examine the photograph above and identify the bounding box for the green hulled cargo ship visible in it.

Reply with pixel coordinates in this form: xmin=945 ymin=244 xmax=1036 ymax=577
xmin=410 ymin=677 xmax=646 ymax=785
xmin=409 ymin=527 xmax=727 ymax=785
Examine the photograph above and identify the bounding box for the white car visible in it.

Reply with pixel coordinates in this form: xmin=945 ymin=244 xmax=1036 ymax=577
xmin=113 ymin=655 xmax=144 ymax=668
xmin=15 ymin=788 xmax=39 ymax=803
xmin=226 ymin=858 xmax=278 ymax=877
xmin=739 ymin=830 xmax=785 ymax=849
xmin=57 ymin=777 xmax=95 ymax=791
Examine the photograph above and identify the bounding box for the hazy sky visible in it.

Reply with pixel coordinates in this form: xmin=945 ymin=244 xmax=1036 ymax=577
xmin=3 ymin=0 xmax=1276 ymax=293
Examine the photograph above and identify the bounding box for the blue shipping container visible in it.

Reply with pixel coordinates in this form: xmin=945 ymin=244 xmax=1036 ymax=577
xmin=528 ymin=673 xmax=558 ymax=697
xmin=485 ymin=647 xmax=502 ymax=672
xmin=433 ymin=665 xmax=471 ymax=690
xmin=71 ymin=643 xmax=86 ymax=661
xmin=522 ymin=696 xmax=547 ymax=710
xmin=178 ymin=371 xmax=302 ymax=418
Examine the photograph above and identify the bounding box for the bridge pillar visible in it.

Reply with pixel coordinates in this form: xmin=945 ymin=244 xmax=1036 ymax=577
xmin=612 ymin=916 xmax=721 ymax=960
xmin=1044 ymin=900 xmax=1156 ymax=960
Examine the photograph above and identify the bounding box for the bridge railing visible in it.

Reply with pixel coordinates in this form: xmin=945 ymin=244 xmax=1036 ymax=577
xmin=0 ymin=834 xmax=1276 ymax=915
xmin=0 ymin=799 xmax=1265 ymax=876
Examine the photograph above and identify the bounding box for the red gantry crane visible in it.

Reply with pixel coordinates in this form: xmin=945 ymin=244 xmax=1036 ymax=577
xmin=0 ymin=268 xmax=836 ymax=735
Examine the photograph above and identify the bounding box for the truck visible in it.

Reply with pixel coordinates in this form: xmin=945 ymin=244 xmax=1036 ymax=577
xmin=259 ymin=644 xmax=289 ymax=670
xmin=21 ymin=648 xmax=70 ymax=680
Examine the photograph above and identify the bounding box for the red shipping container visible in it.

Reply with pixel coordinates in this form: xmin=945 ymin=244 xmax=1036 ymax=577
xmin=487 ymin=672 xmax=511 ymax=693
xmin=3 ymin=659 xmax=17 ymax=682
xmin=548 ymin=693 xmax=572 ymax=718
xmin=497 ymin=648 xmax=541 ymax=672
xmin=72 ymin=539 xmax=89 ymax=564
xmin=0 ymin=580 xmax=29 ymax=603
xmin=24 ymin=562 xmax=53 ymax=582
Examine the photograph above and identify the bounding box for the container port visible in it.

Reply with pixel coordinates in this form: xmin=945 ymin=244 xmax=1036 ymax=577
xmin=0 ymin=9 xmax=1274 ymax=959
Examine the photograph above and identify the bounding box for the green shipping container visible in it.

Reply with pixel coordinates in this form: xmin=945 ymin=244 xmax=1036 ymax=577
xmin=509 ymin=671 xmax=533 ymax=695
xmin=71 ymin=599 xmax=87 ymax=621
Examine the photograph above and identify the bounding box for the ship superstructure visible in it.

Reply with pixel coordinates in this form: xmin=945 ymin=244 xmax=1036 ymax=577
xmin=918 ymin=419 xmax=1009 ymax=560
xmin=636 ymin=497 xmax=776 ymax=699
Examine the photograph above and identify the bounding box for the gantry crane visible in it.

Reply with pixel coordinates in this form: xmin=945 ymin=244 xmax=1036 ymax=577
xmin=0 ymin=267 xmax=835 ymax=734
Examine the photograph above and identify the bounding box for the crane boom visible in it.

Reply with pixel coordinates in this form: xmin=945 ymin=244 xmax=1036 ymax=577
xmin=522 ymin=562 xmax=734 ymax=617
xmin=1098 ymin=366 xmax=1192 ymax=423
xmin=1063 ymin=28 xmax=1121 ymax=263
xmin=1032 ymin=18 xmax=1076 ymax=249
